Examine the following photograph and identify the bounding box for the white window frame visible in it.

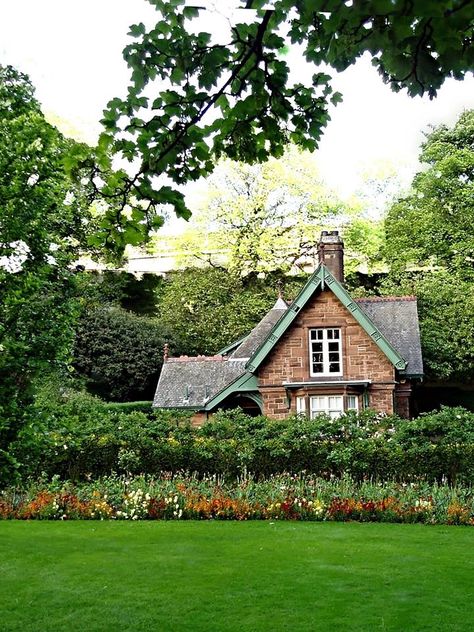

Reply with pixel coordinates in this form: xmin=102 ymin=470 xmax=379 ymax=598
xmin=309 ymin=328 xmax=343 ymax=377
xmin=310 ymin=395 xmax=344 ymax=419
xmin=296 ymin=396 xmax=306 ymax=416
xmin=346 ymin=394 xmax=359 ymax=411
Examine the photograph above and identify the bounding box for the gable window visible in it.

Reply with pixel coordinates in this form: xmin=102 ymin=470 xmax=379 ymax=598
xmin=309 ymin=328 xmax=342 ymax=376
xmin=310 ymin=395 xmax=343 ymax=419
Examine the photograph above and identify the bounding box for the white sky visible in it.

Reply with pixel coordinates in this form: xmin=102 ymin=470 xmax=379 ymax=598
xmin=1 ymin=0 xmax=473 ymax=219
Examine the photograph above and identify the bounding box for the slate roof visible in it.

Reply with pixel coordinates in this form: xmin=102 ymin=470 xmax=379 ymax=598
xmin=153 ymin=297 xmax=288 ymax=409
xmin=230 ymin=297 xmax=288 ymax=359
xmin=355 ymin=297 xmax=423 ymax=376
xmin=153 ymin=357 xmax=246 ymax=408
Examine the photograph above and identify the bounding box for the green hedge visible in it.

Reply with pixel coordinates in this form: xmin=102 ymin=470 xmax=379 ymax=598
xmin=9 ymin=393 xmax=474 ymax=485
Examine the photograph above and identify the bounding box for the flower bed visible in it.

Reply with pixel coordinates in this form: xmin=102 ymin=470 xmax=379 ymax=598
xmin=1 ymin=473 xmax=474 ymax=525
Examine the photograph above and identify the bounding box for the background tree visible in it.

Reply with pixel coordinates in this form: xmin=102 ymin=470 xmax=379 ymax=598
xmin=169 ymin=147 xmax=347 ymax=275
xmin=381 ymin=110 xmax=474 ymax=383
xmin=156 ymin=267 xmax=305 ymax=356
xmin=384 ymin=109 xmax=474 ymax=281
xmin=90 ymin=0 xmax=474 ymax=236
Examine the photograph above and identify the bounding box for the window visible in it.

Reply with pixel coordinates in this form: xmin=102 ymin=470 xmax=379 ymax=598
xmin=296 ymin=396 xmax=306 ymax=415
xmin=346 ymin=395 xmax=358 ymax=411
xmin=309 ymin=328 xmax=342 ymax=376
xmin=310 ymin=395 xmax=343 ymax=419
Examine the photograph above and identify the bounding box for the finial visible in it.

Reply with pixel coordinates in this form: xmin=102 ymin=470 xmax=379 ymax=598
xmin=163 ymin=343 xmax=169 ymax=362
xmin=277 ymin=279 xmax=284 ymax=300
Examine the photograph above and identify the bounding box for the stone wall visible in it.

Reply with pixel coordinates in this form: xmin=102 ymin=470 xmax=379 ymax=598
xmin=258 ymin=290 xmax=397 ymax=419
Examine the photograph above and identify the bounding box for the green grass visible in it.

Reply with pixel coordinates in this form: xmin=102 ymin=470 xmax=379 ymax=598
xmin=1 ymin=522 xmax=473 ymax=631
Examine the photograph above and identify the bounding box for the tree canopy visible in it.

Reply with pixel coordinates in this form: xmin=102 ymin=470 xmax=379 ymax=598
xmin=0 ymin=65 xmax=97 ymax=481
xmin=93 ymin=0 xmax=474 ymax=242
xmin=384 ymin=109 xmax=474 ymax=281
xmin=381 ymin=109 xmax=474 ymax=383
xmin=73 ymin=307 xmax=169 ymax=401
xmin=166 ymin=147 xmax=347 ymax=275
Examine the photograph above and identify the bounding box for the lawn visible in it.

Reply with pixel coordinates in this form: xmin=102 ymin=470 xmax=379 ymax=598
xmin=1 ymin=522 xmax=473 ymax=631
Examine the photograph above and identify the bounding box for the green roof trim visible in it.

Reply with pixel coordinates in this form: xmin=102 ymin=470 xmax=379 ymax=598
xmin=216 ymin=334 xmax=248 ymax=356
xmin=204 ymin=371 xmax=259 ymax=411
xmin=246 ymin=264 xmax=407 ymax=374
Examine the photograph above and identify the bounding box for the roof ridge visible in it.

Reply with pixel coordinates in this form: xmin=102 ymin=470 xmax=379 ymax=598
xmin=355 ymin=295 xmax=417 ymax=302
xmin=167 ymin=355 xmax=225 ymax=363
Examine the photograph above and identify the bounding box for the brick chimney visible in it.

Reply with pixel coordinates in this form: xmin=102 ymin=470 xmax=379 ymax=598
xmin=317 ymin=230 xmax=344 ymax=283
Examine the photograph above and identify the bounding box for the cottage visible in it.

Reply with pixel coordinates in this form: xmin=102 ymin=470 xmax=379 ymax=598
xmin=153 ymin=231 xmax=423 ymax=424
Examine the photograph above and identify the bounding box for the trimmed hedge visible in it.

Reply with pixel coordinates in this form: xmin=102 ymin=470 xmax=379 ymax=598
xmin=8 ymin=392 xmax=474 ymax=485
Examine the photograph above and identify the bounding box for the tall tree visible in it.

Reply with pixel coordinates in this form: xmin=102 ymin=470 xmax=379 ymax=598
xmin=384 ymin=109 xmax=474 ymax=281
xmin=168 ymin=147 xmax=346 ymax=275
xmin=0 ymin=66 xmax=97 ymax=482
xmin=91 ymin=0 xmax=473 ymax=237
xmin=382 ymin=110 xmax=474 ymax=383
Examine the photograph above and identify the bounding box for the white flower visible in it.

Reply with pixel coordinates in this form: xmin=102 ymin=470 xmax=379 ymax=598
xmin=49 ymin=243 xmax=60 ymax=252
xmin=45 ymin=254 xmax=57 ymax=266
xmin=9 ymin=240 xmax=30 ymax=256
xmin=92 ymin=175 xmax=105 ymax=189
xmin=63 ymin=191 xmax=75 ymax=205
xmin=27 ymin=173 xmax=39 ymax=186
xmin=0 ymin=254 xmax=26 ymax=274
xmin=80 ymin=177 xmax=89 ymax=185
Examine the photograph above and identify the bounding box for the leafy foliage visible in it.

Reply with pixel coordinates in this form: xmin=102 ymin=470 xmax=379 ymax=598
xmin=90 ymin=0 xmax=474 ymax=236
xmin=73 ymin=307 xmax=170 ymax=401
xmin=381 ymin=110 xmax=474 ymax=383
xmin=384 ymin=109 xmax=474 ymax=281
xmin=169 ymin=147 xmax=347 ymax=275
xmin=415 ymin=272 xmax=473 ymax=382
xmin=76 ymin=270 xmax=164 ymax=315
xmin=0 ymin=65 xmax=99 ymax=483
xmin=10 ymin=396 xmax=474 ymax=485
xmin=156 ymin=267 xmax=304 ymax=355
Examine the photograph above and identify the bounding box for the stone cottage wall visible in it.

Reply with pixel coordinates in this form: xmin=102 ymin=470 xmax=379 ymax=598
xmin=258 ymin=291 xmax=396 ymax=419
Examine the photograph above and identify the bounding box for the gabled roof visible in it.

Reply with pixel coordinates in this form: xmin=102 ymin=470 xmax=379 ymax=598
xmin=153 ymin=357 xmax=246 ymax=409
xmin=230 ymin=297 xmax=288 ymax=359
xmin=153 ymin=297 xmax=288 ymax=410
xmin=355 ymin=297 xmax=423 ymax=376
xmin=246 ymin=265 xmax=413 ymax=375
xmin=153 ymin=265 xmax=424 ymax=411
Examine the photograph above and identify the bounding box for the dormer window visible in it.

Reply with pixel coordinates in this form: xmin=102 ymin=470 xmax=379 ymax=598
xmin=309 ymin=328 xmax=342 ymax=376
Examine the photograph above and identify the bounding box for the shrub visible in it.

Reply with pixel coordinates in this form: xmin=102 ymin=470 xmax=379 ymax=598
xmin=8 ymin=398 xmax=474 ymax=485
xmin=73 ymin=307 xmax=170 ymax=401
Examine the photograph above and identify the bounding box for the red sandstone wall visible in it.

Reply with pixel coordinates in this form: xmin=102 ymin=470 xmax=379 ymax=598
xmin=190 ymin=412 xmax=207 ymax=427
xmin=258 ymin=291 xmax=396 ymax=419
